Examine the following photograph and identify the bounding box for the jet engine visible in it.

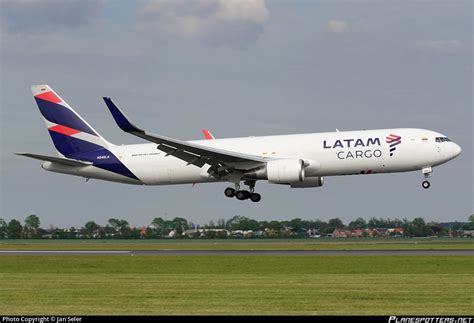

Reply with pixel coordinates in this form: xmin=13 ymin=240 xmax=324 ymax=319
xmin=266 ymin=159 xmax=305 ymax=183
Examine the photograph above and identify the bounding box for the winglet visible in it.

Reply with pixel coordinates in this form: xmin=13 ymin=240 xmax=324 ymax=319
xmin=103 ymin=97 xmax=142 ymax=133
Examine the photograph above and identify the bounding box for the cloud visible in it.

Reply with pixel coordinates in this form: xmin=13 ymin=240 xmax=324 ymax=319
xmin=137 ymin=0 xmax=270 ymax=47
xmin=0 ymin=0 xmax=106 ymax=33
xmin=327 ymin=20 xmax=348 ymax=33
xmin=415 ymin=40 xmax=463 ymax=52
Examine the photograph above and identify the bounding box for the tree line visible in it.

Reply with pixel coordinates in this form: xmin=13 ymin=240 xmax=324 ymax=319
xmin=0 ymin=214 xmax=473 ymax=239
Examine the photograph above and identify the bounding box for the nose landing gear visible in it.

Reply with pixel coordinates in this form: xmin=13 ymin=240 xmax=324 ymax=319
xmin=421 ymin=167 xmax=432 ymax=189
xmin=224 ymin=180 xmax=262 ymax=202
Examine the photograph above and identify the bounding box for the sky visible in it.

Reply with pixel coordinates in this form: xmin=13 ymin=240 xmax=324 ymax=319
xmin=0 ymin=0 xmax=472 ymax=228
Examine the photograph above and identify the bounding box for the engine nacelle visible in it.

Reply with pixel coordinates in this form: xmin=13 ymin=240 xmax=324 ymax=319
xmin=290 ymin=176 xmax=324 ymax=188
xmin=266 ymin=159 xmax=305 ymax=184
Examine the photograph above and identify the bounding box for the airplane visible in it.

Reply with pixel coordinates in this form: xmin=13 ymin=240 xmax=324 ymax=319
xmin=16 ymin=85 xmax=462 ymax=203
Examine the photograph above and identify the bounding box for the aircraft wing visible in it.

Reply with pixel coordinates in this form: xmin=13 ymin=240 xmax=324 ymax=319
xmin=103 ymin=98 xmax=267 ymax=177
xmin=15 ymin=152 xmax=93 ymax=167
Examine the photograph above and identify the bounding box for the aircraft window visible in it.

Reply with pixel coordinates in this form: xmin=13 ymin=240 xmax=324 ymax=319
xmin=435 ymin=137 xmax=451 ymax=143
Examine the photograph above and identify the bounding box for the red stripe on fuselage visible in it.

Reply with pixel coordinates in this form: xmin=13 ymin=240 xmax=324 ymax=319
xmin=48 ymin=124 xmax=81 ymax=136
xmin=35 ymin=91 xmax=62 ymax=104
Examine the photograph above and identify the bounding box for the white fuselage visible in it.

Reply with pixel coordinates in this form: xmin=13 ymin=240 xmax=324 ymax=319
xmin=42 ymin=128 xmax=462 ymax=186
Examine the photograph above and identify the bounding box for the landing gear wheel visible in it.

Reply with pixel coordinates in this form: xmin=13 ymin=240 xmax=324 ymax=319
xmin=224 ymin=187 xmax=236 ymax=198
xmin=421 ymin=167 xmax=432 ymax=190
xmin=422 ymin=180 xmax=430 ymax=189
xmin=236 ymin=190 xmax=251 ymax=200
xmin=250 ymin=193 xmax=261 ymax=203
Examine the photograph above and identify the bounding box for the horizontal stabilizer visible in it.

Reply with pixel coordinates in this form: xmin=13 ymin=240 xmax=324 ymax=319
xmin=15 ymin=152 xmax=92 ymax=167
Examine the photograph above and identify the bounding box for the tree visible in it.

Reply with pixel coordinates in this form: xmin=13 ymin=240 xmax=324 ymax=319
xmin=244 ymin=219 xmax=260 ymax=231
xmin=267 ymin=220 xmax=283 ymax=231
xmin=103 ymin=225 xmax=116 ymax=238
xmin=429 ymin=222 xmax=446 ymax=236
xmin=25 ymin=214 xmax=40 ymax=238
xmin=368 ymin=217 xmax=382 ymax=229
xmin=348 ymin=218 xmax=367 ymax=230
xmin=108 ymin=218 xmax=121 ymax=231
xmin=143 ymin=227 xmax=155 ymax=239
xmin=289 ymin=218 xmax=303 ymax=232
xmin=151 ymin=217 xmax=168 ymax=237
xmin=389 ymin=218 xmax=406 ymax=228
xmin=321 ymin=218 xmax=344 ymax=234
xmin=83 ymin=221 xmax=100 ymax=238
xmin=406 ymin=218 xmax=432 ymax=237
xmin=328 ymin=218 xmax=344 ymax=229
xmin=170 ymin=217 xmax=189 ymax=235
xmin=226 ymin=215 xmax=244 ymax=230
xmin=0 ymin=218 xmax=7 ymax=239
xmin=258 ymin=221 xmax=270 ymax=231
xmin=128 ymin=228 xmax=141 ymax=239
xmin=469 ymin=214 xmax=474 ymax=223
xmin=7 ymin=219 xmax=23 ymax=239
xmin=311 ymin=219 xmax=329 ymax=232
xmin=108 ymin=218 xmax=130 ymax=238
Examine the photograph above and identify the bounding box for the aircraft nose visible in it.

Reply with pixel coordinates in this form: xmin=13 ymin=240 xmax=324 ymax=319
xmin=452 ymin=143 xmax=462 ymax=158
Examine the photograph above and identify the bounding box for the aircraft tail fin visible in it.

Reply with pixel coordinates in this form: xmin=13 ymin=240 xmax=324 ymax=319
xmin=31 ymin=85 xmax=113 ymax=158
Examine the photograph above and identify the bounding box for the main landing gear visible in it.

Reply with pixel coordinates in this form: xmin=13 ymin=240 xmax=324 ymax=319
xmin=421 ymin=167 xmax=432 ymax=189
xmin=224 ymin=180 xmax=262 ymax=202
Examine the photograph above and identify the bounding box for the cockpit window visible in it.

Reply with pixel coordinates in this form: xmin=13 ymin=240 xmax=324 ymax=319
xmin=435 ymin=137 xmax=451 ymax=143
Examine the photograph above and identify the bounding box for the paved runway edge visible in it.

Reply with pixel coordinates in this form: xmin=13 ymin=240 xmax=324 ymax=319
xmin=0 ymin=250 xmax=473 ymax=256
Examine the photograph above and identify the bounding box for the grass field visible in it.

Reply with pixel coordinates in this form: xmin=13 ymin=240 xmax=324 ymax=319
xmin=1 ymin=239 xmax=472 ymax=315
xmin=1 ymin=238 xmax=473 ymax=250
xmin=0 ymin=255 xmax=473 ymax=315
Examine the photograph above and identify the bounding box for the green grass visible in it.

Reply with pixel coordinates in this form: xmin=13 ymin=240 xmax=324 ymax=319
xmin=0 ymin=256 xmax=472 ymax=315
xmin=0 ymin=238 xmax=473 ymax=250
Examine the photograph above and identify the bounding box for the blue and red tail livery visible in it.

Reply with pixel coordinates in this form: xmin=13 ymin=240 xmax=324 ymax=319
xmin=32 ymin=85 xmax=111 ymax=157
xmin=30 ymin=85 xmax=139 ymax=182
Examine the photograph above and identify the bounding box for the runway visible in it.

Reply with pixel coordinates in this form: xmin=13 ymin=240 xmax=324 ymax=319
xmin=0 ymin=250 xmax=472 ymax=256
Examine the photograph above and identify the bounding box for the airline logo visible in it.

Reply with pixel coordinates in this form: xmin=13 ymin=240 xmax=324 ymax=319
xmin=323 ymin=137 xmax=382 ymax=160
xmin=323 ymin=138 xmax=380 ymax=149
xmin=386 ymin=134 xmax=401 ymax=156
